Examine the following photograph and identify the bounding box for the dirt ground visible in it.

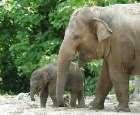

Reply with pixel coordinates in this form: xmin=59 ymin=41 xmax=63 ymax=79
xmin=0 ymin=93 xmax=140 ymax=115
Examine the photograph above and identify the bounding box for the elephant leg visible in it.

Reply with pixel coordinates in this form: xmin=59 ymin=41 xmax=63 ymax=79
xmin=48 ymin=82 xmax=57 ymax=106
xmin=109 ymin=67 xmax=130 ymax=112
xmin=40 ymin=86 xmax=48 ymax=108
xmin=50 ymin=91 xmax=57 ymax=106
xmin=77 ymin=90 xmax=85 ymax=108
xmin=91 ymin=60 xmax=113 ymax=109
xmin=70 ymin=92 xmax=77 ymax=107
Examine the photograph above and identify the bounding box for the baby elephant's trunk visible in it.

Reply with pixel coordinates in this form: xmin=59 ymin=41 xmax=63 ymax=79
xmin=30 ymin=87 xmax=36 ymax=101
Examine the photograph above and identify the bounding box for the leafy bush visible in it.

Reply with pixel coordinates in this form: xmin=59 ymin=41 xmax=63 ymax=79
xmin=84 ymin=60 xmax=103 ymax=96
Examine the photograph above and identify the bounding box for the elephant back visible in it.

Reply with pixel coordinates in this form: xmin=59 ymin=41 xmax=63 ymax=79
xmin=112 ymin=3 xmax=140 ymax=16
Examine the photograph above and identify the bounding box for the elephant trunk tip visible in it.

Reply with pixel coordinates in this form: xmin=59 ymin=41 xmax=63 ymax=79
xmin=30 ymin=92 xmax=35 ymax=101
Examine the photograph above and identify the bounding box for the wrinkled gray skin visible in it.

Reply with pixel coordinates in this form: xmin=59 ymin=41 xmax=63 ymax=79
xmin=30 ymin=62 xmax=85 ymax=108
xmin=56 ymin=3 xmax=140 ymax=112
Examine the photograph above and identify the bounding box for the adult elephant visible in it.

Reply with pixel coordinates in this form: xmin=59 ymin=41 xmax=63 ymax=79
xmin=56 ymin=4 xmax=140 ymax=112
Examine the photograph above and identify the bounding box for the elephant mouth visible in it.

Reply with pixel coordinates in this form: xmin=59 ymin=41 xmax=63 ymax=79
xmin=79 ymin=53 xmax=95 ymax=63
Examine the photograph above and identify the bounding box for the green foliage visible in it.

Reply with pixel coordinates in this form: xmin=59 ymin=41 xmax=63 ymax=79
xmin=0 ymin=0 xmax=61 ymax=93
xmin=84 ymin=60 xmax=103 ymax=96
xmin=129 ymin=84 xmax=135 ymax=94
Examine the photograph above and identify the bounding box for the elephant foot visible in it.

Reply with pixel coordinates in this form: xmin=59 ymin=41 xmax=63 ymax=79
xmin=116 ymin=105 xmax=130 ymax=112
xmin=77 ymin=104 xmax=86 ymax=108
xmin=89 ymin=100 xmax=104 ymax=110
xmin=90 ymin=103 xmax=104 ymax=110
xmin=77 ymin=101 xmax=85 ymax=108
xmin=70 ymin=103 xmax=77 ymax=108
xmin=56 ymin=97 xmax=67 ymax=107
xmin=52 ymin=102 xmax=57 ymax=107
xmin=40 ymin=104 xmax=46 ymax=108
xmin=57 ymin=101 xmax=67 ymax=107
xmin=57 ymin=103 xmax=65 ymax=107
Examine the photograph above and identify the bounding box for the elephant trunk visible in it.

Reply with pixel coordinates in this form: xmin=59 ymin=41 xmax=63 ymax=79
xmin=30 ymin=86 xmax=37 ymax=101
xmin=56 ymin=38 xmax=77 ymax=106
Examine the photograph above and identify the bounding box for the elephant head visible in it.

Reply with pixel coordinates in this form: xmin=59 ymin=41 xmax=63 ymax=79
xmin=56 ymin=7 xmax=112 ymax=106
xmin=30 ymin=69 xmax=48 ymax=101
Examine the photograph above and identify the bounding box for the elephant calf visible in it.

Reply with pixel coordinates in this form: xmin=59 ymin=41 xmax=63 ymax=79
xmin=30 ymin=62 xmax=85 ymax=108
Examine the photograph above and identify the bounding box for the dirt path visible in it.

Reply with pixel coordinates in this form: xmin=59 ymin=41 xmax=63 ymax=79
xmin=0 ymin=93 xmax=140 ymax=115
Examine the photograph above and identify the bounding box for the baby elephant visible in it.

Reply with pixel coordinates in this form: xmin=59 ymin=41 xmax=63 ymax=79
xmin=30 ymin=62 xmax=85 ymax=108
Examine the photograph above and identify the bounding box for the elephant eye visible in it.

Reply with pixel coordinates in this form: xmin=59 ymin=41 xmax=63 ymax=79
xmin=73 ymin=35 xmax=80 ymax=40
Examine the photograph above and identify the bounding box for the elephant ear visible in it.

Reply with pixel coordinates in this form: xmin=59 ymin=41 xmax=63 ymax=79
xmin=95 ymin=19 xmax=112 ymax=42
